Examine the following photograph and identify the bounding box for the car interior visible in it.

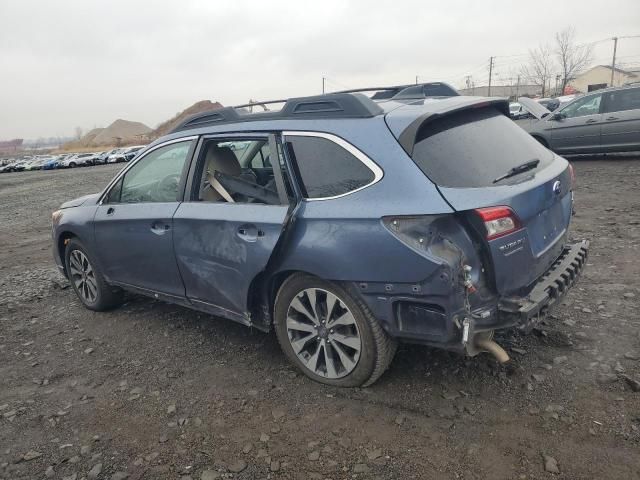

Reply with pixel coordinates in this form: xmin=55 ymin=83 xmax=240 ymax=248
xmin=197 ymin=139 xmax=285 ymax=205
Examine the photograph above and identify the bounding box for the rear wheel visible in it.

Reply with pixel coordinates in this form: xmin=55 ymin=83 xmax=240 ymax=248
xmin=274 ymin=273 xmax=396 ymax=387
xmin=68 ymin=162 xmax=76 ymax=168
xmin=65 ymin=239 xmax=124 ymax=311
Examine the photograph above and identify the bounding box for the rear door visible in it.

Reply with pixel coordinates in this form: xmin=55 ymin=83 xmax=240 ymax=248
xmin=94 ymin=138 xmax=196 ymax=298
xmin=548 ymin=93 xmax=603 ymax=153
xmin=600 ymin=87 xmax=640 ymax=151
xmin=404 ymin=107 xmax=572 ymax=294
xmin=172 ymin=134 xmax=291 ymax=320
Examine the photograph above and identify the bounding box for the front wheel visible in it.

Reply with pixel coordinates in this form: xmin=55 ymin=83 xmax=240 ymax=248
xmin=65 ymin=239 xmax=124 ymax=311
xmin=274 ymin=274 xmax=397 ymax=387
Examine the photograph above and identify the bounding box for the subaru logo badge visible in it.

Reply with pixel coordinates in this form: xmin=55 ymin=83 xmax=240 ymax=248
xmin=552 ymin=180 xmax=561 ymax=195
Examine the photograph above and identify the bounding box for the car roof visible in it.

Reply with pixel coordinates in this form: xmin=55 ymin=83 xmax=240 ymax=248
xmin=164 ymin=90 xmax=504 ymax=139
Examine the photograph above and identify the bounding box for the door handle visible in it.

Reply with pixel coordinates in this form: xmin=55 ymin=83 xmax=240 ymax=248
xmin=107 ymin=207 xmax=115 ymax=215
xmin=151 ymin=222 xmax=170 ymax=235
xmin=605 ymin=116 xmax=619 ymax=121
xmin=585 ymin=119 xmax=598 ymax=124
xmin=237 ymin=224 xmax=259 ymax=242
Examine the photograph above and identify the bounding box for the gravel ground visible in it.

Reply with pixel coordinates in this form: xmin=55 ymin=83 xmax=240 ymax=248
xmin=0 ymin=160 xmax=639 ymax=480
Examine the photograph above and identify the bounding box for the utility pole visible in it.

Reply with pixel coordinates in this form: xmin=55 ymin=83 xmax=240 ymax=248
xmin=465 ymin=75 xmax=471 ymax=90
xmin=487 ymin=56 xmax=494 ymax=96
xmin=322 ymin=76 xmax=326 ymax=94
xmin=555 ymin=74 xmax=561 ymax=96
xmin=610 ymin=37 xmax=618 ymax=87
xmin=516 ymin=75 xmax=520 ymax=98
xmin=415 ymin=75 xmax=419 ymax=85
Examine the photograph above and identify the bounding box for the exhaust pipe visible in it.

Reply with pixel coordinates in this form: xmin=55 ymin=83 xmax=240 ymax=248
xmin=475 ymin=337 xmax=510 ymax=363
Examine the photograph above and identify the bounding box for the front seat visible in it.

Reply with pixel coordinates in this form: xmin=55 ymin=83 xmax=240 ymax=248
xmin=201 ymin=145 xmax=242 ymax=202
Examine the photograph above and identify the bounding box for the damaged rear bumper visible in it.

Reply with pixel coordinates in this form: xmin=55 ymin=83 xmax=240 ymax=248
xmin=498 ymin=240 xmax=589 ymax=329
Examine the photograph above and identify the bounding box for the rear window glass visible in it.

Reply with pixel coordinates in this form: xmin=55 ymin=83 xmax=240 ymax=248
xmin=411 ymin=108 xmax=553 ymax=188
xmin=286 ymin=136 xmax=375 ymax=198
xmin=603 ymin=87 xmax=640 ymax=113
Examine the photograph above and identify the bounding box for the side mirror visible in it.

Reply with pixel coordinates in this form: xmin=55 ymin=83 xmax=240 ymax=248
xmin=551 ymin=112 xmax=565 ymax=121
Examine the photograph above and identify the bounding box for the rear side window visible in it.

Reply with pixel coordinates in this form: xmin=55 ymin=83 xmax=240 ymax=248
xmin=411 ymin=108 xmax=553 ymax=188
xmin=286 ymin=136 xmax=375 ymax=198
xmin=603 ymin=88 xmax=640 ymax=113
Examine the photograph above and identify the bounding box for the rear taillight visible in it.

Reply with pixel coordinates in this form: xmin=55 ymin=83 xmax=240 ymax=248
xmin=475 ymin=206 xmax=522 ymax=240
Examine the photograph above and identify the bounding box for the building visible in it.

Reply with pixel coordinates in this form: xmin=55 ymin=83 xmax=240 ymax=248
xmin=458 ymin=84 xmax=541 ymax=99
xmin=569 ymin=65 xmax=640 ymax=93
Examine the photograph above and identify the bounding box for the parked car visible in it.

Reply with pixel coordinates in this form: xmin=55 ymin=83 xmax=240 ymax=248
xmin=42 ymin=156 xmax=63 ymax=170
xmin=91 ymin=151 xmax=106 ymax=164
xmin=0 ymin=161 xmax=21 ymax=173
xmin=60 ymin=153 xmax=99 ymax=168
xmin=22 ymin=158 xmax=47 ymax=171
xmin=52 ymin=90 xmax=588 ymax=387
xmin=518 ymin=84 xmax=640 ymax=154
xmin=509 ymin=102 xmax=527 ymax=119
xmin=97 ymin=149 xmax=122 ymax=164
xmin=107 ymin=146 xmax=146 ymax=163
xmin=10 ymin=160 xmax=28 ymax=172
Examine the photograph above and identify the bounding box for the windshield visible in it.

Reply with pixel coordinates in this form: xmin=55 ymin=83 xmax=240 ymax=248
xmin=410 ymin=108 xmax=554 ymax=188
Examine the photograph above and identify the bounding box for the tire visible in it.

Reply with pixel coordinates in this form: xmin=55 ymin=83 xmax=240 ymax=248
xmin=64 ymin=238 xmax=124 ymax=311
xmin=274 ymin=273 xmax=397 ymax=387
xmin=69 ymin=162 xmax=76 ymax=168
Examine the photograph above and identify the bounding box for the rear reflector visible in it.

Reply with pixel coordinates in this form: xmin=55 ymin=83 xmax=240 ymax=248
xmin=568 ymin=163 xmax=575 ymax=189
xmin=475 ymin=206 xmax=522 ymax=240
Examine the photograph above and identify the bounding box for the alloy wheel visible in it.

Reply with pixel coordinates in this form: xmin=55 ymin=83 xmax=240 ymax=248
xmin=286 ymin=288 xmax=361 ymax=379
xmin=69 ymin=249 xmax=98 ymax=303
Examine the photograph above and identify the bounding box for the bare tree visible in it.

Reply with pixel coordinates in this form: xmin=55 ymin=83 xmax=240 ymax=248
xmin=520 ymin=44 xmax=554 ymax=97
xmin=555 ymin=27 xmax=593 ymax=94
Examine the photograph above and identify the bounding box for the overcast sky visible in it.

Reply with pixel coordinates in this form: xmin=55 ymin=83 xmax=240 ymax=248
xmin=1 ymin=0 xmax=639 ymax=139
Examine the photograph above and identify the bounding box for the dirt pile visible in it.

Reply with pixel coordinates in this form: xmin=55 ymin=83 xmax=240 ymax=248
xmin=91 ymin=119 xmax=151 ymax=145
xmin=151 ymin=100 xmax=223 ymax=138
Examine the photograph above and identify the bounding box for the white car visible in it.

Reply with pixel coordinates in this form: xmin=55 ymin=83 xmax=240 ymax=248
xmin=509 ymin=102 xmax=527 ymax=119
xmin=60 ymin=153 xmax=100 ymax=168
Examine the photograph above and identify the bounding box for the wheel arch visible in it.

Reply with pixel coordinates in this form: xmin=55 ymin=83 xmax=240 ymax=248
xmin=248 ymin=269 xmax=321 ymax=329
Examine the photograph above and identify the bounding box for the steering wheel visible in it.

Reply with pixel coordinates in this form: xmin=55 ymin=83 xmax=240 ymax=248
xmin=152 ymin=173 xmax=180 ymax=201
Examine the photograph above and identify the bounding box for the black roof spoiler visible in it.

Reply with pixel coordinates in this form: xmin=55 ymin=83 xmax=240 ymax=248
xmin=397 ymin=98 xmax=510 ymax=156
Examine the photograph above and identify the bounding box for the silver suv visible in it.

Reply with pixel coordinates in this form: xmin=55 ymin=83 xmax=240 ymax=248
xmin=518 ymin=84 xmax=640 ymax=154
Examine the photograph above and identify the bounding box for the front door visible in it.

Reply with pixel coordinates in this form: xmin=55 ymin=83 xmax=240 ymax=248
xmin=173 ymin=134 xmax=291 ymax=319
xmin=94 ymin=139 xmax=196 ymax=297
xmin=549 ymin=93 xmax=603 ymax=153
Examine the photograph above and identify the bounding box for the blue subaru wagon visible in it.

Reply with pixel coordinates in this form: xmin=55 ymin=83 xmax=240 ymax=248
xmin=52 ymin=85 xmax=589 ymax=386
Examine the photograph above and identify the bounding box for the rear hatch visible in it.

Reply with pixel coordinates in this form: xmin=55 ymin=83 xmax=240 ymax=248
xmin=387 ymin=102 xmax=573 ymax=295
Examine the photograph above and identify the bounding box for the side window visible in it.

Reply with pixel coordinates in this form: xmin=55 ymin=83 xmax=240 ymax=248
xmin=105 ymin=177 xmax=123 ymax=203
xmin=196 ymin=138 xmax=288 ymax=205
xmin=603 ymin=88 xmax=640 ymax=113
xmin=285 ymin=136 xmax=375 ymax=199
xmin=247 ymin=144 xmax=272 ymax=169
xmin=107 ymin=140 xmax=193 ymax=204
xmin=561 ymin=94 xmax=602 ymax=119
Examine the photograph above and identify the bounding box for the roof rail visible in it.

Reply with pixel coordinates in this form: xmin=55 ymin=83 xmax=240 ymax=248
xmin=171 ymin=93 xmax=384 ymax=133
xmin=331 ymin=82 xmax=460 ymax=100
